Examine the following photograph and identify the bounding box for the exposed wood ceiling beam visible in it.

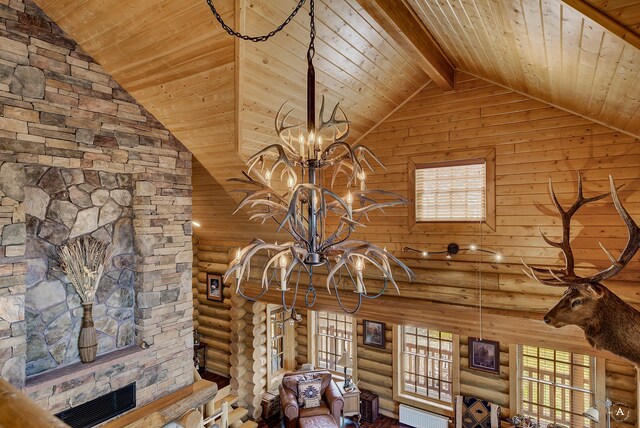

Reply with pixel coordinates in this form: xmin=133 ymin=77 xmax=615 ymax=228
xmin=561 ymin=0 xmax=640 ymax=50
xmin=355 ymin=0 xmax=455 ymax=91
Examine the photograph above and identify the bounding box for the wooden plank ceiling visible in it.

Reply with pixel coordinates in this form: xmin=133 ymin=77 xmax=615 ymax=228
xmin=406 ymin=0 xmax=640 ymax=139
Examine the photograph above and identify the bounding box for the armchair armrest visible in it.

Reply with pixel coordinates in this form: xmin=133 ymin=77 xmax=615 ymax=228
xmin=324 ymin=380 xmax=345 ymax=424
xmin=279 ymin=384 xmax=299 ymax=421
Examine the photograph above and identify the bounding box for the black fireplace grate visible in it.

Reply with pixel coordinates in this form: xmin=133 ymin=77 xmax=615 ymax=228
xmin=55 ymin=383 xmax=136 ymax=428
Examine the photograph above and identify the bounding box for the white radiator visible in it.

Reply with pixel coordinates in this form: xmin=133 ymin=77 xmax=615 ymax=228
xmin=399 ymin=404 xmax=449 ymax=428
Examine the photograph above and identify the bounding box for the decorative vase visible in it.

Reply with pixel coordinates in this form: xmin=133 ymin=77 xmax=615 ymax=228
xmin=78 ymin=302 xmax=97 ymax=363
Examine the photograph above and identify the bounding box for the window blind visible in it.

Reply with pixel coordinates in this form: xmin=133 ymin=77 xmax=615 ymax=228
xmin=519 ymin=345 xmax=594 ymax=428
xmin=415 ymin=162 xmax=486 ymax=222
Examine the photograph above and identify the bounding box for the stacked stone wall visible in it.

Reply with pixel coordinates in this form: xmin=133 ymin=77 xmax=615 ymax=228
xmin=0 ymin=0 xmax=194 ymax=412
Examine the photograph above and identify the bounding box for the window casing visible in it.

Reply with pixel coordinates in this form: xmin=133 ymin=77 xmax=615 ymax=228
xmin=268 ymin=306 xmax=286 ymax=377
xmin=394 ymin=326 xmax=459 ymax=412
xmin=408 ymin=149 xmax=495 ymax=230
xmin=310 ymin=311 xmax=356 ymax=379
xmin=517 ymin=345 xmax=595 ymax=428
xmin=266 ymin=305 xmax=294 ymax=389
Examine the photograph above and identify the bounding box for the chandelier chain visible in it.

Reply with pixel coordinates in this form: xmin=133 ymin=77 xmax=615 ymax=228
xmin=307 ymin=0 xmax=316 ymax=63
xmin=206 ymin=0 xmax=306 ymax=42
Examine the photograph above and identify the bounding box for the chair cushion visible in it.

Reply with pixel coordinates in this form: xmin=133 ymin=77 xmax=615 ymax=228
xmin=298 ymin=379 xmax=322 ymax=408
xmin=299 ymin=402 xmax=331 ymax=418
xmin=298 ymin=414 xmax=337 ymax=428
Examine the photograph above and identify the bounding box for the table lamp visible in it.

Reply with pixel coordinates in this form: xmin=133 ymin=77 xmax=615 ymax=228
xmin=337 ymin=350 xmax=353 ymax=389
xmin=583 ymin=398 xmax=611 ymax=428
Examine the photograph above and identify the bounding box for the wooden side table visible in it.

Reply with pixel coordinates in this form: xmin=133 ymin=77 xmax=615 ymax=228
xmin=337 ymin=382 xmax=360 ymax=425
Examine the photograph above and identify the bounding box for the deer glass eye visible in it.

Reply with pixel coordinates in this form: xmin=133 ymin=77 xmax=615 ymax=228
xmin=571 ymin=299 xmax=582 ymax=308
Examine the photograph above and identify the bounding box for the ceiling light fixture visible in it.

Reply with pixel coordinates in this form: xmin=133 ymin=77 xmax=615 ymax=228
xmin=207 ymin=0 xmax=414 ymax=313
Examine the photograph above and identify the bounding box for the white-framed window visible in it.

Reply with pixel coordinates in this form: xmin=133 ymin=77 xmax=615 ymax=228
xmin=415 ymin=161 xmax=486 ymax=222
xmin=394 ymin=325 xmax=459 ymax=412
xmin=517 ymin=345 xmax=596 ymax=427
xmin=266 ymin=305 xmax=294 ymax=389
xmin=309 ymin=311 xmax=356 ymax=380
xmin=408 ymin=149 xmax=495 ymax=230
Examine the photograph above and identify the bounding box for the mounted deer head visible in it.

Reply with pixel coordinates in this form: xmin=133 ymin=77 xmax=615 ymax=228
xmin=523 ymin=173 xmax=640 ymax=365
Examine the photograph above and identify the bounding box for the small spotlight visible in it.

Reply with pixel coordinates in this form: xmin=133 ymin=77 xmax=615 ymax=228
xmin=495 ymin=253 xmax=502 ymax=261
xmin=422 ymin=251 xmax=428 ymax=257
xmin=193 ymin=221 xmax=201 ymax=227
xmin=446 ymin=253 xmax=452 ymax=259
xmin=469 ymin=244 xmax=477 ymax=251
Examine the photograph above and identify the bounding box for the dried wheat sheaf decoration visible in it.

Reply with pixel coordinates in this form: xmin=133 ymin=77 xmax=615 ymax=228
xmin=58 ymin=236 xmax=113 ymax=303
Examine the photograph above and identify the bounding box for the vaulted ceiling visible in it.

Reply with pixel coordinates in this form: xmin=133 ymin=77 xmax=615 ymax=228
xmin=33 ymin=0 xmax=640 ymax=238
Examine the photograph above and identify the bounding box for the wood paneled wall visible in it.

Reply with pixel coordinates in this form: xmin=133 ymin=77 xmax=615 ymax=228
xmin=342 ymin=72 xmax=640 ymax=271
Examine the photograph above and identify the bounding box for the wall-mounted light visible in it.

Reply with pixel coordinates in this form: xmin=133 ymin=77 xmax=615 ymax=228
xmin=404 ymin=243 xmax=502 ymax=262
xmin=193 ymin=221 xmax=201 ymax=227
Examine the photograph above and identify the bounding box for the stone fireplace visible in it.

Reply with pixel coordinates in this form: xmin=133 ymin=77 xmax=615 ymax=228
xmin=0 ymin=0 xmax=195 ymax=415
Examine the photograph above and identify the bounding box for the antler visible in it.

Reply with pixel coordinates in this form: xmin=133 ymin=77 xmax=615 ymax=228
xmin=317 ymin=96 xmax=349 ymax=143
xmin=522 ymin=173 xmax=638 ymax=286
xmin=275 ymin=101 xmax=303 ymax=153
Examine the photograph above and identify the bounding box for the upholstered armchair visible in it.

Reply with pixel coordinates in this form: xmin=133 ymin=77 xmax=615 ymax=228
xmin=279 ymin=370 xmax=345 ymax=428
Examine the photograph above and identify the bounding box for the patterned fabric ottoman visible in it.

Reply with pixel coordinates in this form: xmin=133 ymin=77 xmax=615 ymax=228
xmin=297 ymin=414 xmax=339 ymax=428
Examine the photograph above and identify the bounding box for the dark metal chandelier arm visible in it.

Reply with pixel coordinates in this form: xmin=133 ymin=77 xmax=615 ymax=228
xmin=281 ymin=265 xmax=302 ymax=312
xmin=206 ymin=0 xmax=307 ymax=42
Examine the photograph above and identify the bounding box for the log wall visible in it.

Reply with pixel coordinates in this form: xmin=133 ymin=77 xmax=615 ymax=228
xmin=193 ymin=243 xmax=233 ymax=376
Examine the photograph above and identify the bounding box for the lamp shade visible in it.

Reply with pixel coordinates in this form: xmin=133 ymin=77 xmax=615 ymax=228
xmin=337 ymin=350 xmax=352 ymax=368
xmin=583 ymin=407 xmax=600 ymax=423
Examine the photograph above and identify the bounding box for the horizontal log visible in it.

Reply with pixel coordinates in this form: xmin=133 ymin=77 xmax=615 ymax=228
xmin=357 ymin=359 xmax=393 ymax=377
xmin=606 ymin=373 xmax=637 ymax=392
xmin=461 ymin=384 xmax=509 ymax=407
xmin=197 ymin=251 xmax=230 ymax=264
xmin=358 ymin=370 xmax=393 ymax=389
xmin=197 ymin=326 xmax=231 ymax=343
xmin=198 ymin=315 xmax=230 ymax=331
xmin=460 ymin=370 xmax=509 ymax=393
xmin=197 ymin=304 xmax=231 ymax=320
xmin=357 ymin=348 xmax=393 ymax=364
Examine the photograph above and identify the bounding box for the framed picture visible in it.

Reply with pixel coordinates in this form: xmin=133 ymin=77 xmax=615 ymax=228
xmin=206 ymin=273 xmax=223 ymax=302
xmin=468 ymin=337 xmax=500 ymax=374
xmin=363 ymin=320 xmax=385 ymax=348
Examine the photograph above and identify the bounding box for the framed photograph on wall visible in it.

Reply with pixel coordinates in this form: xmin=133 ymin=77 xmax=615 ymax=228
xmin=206 ymin=273 xmax=224 ymax=302
xmin=468 ymin=337 xmax=500 ymax=374
xmin=363 ymin=320 xmax=385 ymax=348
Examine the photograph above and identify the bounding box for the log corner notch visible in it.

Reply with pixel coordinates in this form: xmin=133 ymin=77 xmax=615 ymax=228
xmin=356 ymin=0 xmax=455 ymax=91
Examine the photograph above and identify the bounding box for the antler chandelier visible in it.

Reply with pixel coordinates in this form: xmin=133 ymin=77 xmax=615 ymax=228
xmin=209 ymin=0 xmax=414 ymax=313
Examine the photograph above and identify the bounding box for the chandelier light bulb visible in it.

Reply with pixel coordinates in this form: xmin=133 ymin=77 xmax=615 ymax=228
xmin=422 ymin=251 xmax=428 ymax=257
xmin=495 ymin=253 xmax=502 ymax=261
xmin=470 ymin=244 xmax=477 ymax=251
xmin=309 ymin=130 xmax=315 ymax=143
xmin=446 ymin=253 xmax=452 ymax=259
xmin=287 ymin=176 xmax=295 ymax=190
xmin=358 ymin=170 xmax=366 ymax=190
xmin=317 ymin=135 xmax=323 ymax=151
xmin=279 ymin=253 xmax=288 ymax=269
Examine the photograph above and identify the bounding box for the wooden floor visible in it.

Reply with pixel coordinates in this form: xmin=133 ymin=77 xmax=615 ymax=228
xmin=198 ymin=369 xmax=231 ymax=389
xmin=258 ymin=415 xmax=406 ymax=427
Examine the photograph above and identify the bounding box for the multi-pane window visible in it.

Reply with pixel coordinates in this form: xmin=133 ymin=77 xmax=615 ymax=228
xmin=518 ymin=345 xmax=595 ymax=427
xmin=415 ymin=162 xmax=486 ymax=222
xmin=314 ymin=311 xmax=354 ymax=377
xmin=400 ymin=326 xmax=454 ymax=404
xmin=268 ymin=306 xmax=286 ymax=377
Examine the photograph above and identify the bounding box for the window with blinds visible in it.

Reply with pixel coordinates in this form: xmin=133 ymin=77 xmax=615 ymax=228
xmin=518 ymin=345 xmax=595 ymax=428
xmin=415 ymin=162 xmax=486 ymax=222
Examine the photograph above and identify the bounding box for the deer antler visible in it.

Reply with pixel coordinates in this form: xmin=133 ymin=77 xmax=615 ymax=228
xmin=317 ymin=96 xmax=349 ymax=143
xmin=522 ymin=173 xmax=638 ymax=286
xmin=275 ymin=101 xmax=303 ymax=154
